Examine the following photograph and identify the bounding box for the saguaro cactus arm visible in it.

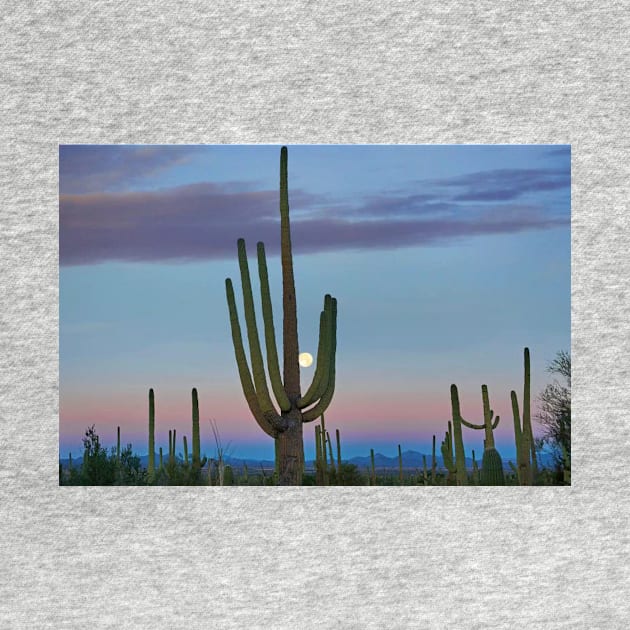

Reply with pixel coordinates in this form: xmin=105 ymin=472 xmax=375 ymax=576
xmin=297 ymin=310 xmax=327 ymax=404
xmin=237 ymin=238 xmax=282 ymax=421
xmin=523 ymin=347 xmax=538 ymax=476
xmin=256 ymin=242 xmax=291 ymax=413
xmin=458 ymin=384 xmax=500 ymax=449
xmin=511 ymin=389 xmax=522 ymax=449
xmin=298 ymin=296 xmax=332 ymax=408
xmin=481 ymin=384 xmax=498 ymax=448
xmin=225 ymin=278 xmax=284 ymax=437
xmin=301 ymin=297 xmax=338 ymax=422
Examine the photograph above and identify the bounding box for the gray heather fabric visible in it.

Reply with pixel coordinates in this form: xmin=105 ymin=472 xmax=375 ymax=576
xmin=1 ymin=2 xmax=628 ymax=628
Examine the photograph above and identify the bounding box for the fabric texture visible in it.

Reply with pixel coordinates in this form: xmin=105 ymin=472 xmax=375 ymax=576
xmin=1 ymin=2 xmax=628 ymax=627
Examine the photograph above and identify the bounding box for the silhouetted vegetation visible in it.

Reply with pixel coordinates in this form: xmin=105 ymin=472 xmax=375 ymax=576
xmin=60 ymin=346 xmax=570 ymax=486
xmin=60 ymin=425 xmax=148 ymax=486
xmin=535 ymin=350 xmax=571 ymax=483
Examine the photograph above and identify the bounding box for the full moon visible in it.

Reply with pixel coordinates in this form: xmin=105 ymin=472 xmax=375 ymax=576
xmin=298 ymin=352 xmax=313 ymax=367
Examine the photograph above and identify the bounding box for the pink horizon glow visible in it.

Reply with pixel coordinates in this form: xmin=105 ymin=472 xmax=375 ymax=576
xmin=59 ymin=380 xmax=535 ymax=459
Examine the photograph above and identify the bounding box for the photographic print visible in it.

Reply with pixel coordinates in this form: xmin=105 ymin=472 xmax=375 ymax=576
xmin=59 ymin=144 xmax=570 ymax=486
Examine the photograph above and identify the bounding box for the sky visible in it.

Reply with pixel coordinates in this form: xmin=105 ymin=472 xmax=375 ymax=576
xmin=59 ymin=144 xmax=570 ymax=463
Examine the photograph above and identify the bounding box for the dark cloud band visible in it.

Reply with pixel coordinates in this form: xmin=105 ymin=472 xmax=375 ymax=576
xmin=60 ymin=173 xmax=569 ymax=266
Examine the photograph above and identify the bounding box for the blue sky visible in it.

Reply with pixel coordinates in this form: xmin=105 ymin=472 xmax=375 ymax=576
xmin=59 ymin=144 xmax=570 ymax=462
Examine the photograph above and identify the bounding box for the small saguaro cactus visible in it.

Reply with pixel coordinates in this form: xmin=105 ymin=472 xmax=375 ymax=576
xmin=446 ymin=385 xmax=469 ymax=485
xmin=370 ymin=448 xmax=376 ymax=486
xmin=320 ymin=414 xmax=329 ymax=483
xmin=225 ymin=146 xmax=338 ymax=485
xmin=183 ymin=436 xmax=189 ymax=467
xmin=452 ymin=383 xmax=504 ymax=483
xmin=223 ymin=465 xmax=234 ymax=486
xmin=471 ymin=449 xmax=479 ymax=485
xmin=511 ymin=348 xmax=538 ymax=485
xmin=431 ymin=435 xmax=437 ymax=483
xmin=326 ymin=431 xmax=335 ymax=478
xmin=168 ymin=429 xmax=177 ymax=466
xmin=440 ymin=421 xmax=457 ymax=485
xmin=335 ymin=428 xmax=343 ymax=484
xmin=314 ymin=424 xmax=325 ymax=485
xmin=191 ymin=388 xmax=207 ymax=474
xmin=148 ymin=388 xmax=155 ymax=482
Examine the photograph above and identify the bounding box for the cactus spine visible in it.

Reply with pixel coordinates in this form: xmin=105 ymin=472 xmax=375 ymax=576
xmin=226 ymin=146 xmax=338 ymax=485
xmin=148 ymin=388 xmax=155 ymax=482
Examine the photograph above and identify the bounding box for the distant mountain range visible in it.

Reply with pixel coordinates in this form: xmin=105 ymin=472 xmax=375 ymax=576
xmin=60 ymin=448 xmax=555 ymax=471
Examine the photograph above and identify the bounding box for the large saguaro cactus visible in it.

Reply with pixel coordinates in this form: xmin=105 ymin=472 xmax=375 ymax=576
xmin=225 ymin=146 xmax=338 ymax=485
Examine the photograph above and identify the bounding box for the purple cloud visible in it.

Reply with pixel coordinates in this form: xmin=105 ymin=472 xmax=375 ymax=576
xmin=60 ymin=178 xmax=569 ymax=266
xmin=430 ymin=168 xmax=570 ymax=202
xmin=59 ymin=145 xmax=208 ymax=194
